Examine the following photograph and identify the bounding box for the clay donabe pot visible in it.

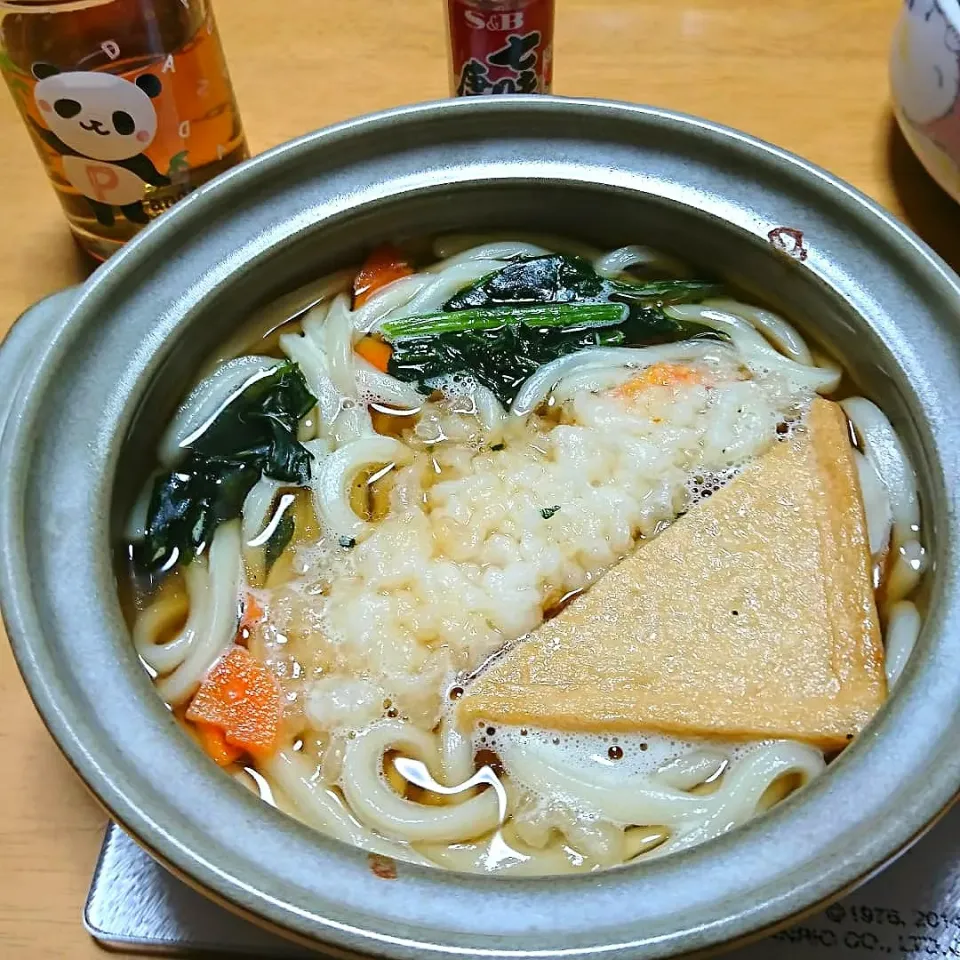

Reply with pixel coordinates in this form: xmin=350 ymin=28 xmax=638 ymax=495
xmin=1 ymin=97 xmax=959 ymax=959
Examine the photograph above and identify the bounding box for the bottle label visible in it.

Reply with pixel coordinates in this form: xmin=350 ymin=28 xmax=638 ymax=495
xmin=447 ymin=0 xmax=554 ymax=96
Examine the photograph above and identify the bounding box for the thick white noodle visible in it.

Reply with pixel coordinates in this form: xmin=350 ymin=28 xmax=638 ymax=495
xmin=702 ymin=297 xmax=813 ymax=365
xmin=340 ymin=720 xmax=502 ymax=843
xmin=310 ymin=436 xmax=411 ymax=539
xmin=297 ymin=408 xmax=319 ymax=443
xmin=279 ymin=332 xmax=342 ymax=434
xmin=885 ymin=539 xmax=927 ymax=606
xmin=593 ymin=244 xmax=691 ymax=280
xmin=426 ymin=376 xmax=507 ymax=432
xmin=351 ymin=275 xmax=433 ymax=334
xmin=852 ymin=450 xmax=893 ymax=557
xmin=439 ymin=715 xmax=476 ymax=787
xmin=421 ymin=829 xmax=592 ymax=875
xmin=212 ymin=268 xmax=352 ymax=364
xmin=330 ymin=402 xmax=375 ymax=445
xmin=550 ymin=367 xmax=637 ymax=405
xmin=241 ymin=476 xmax=283 ymax=547
xmin=315 ymin=294 xmax=358 ymax=398
xmin=472 ymin=384 xmax=507 ymax=432
xmin=512 ymin=796 xmax=628 ymax=865
xmin=133 ymin=560 xmax=207 ymax=675
xmin=355 ymin=358 xmax=424 ymax=410
xmin=665 ymin=305 xmax=842 ymax=393
xmin=156 ymin=522 xmax=242 ymax=706
xmin=496 ymin=733 xmax=823 ymax=832
xmin=427 ymin=241 xmax=551 ymax=272
xmin=382 ymin=260 xmax=506 ymax=322
xmin=301 ymin=437 xmax=332 ymax=459
xmin=260 ymin=748 xmax=433 ymax=865
xmin=884 ymin=600 xmax=921 ymax=686
xmin=125 ymin=472 xmax=159 ymax=542
xmin=157 ymin=357 xmax=282 ymax=468
xmin=840 ymin=397 xmax=920 ymax=549
xmin=511 ymin=340 xmax=734 ymax=417
xmin=653 ymin=751 xmax=728 ymax=790
xmin=240 ymin=476 xmax=286 ymax=586
xmin=649 ymin=742 xmax=825 ymax=857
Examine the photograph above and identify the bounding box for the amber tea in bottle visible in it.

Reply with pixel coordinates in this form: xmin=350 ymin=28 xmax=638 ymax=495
xmin=0 ymin=0 xmax=248 ymax=260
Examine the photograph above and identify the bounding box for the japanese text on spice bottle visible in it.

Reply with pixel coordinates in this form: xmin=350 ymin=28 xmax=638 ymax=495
xmin=446 ymin=0 xmax=554 ymax=96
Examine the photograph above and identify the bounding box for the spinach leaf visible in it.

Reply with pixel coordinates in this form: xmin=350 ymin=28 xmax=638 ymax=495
xmin=133 ymin=361 xmax=316 ymax=574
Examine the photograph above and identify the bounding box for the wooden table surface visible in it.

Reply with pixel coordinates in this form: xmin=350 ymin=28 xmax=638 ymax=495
xmin=0 ymin=0 xmax=955 ymax=956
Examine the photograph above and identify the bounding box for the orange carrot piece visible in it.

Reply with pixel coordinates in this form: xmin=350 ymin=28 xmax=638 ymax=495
xmin=240 ymin=592 xmax=264 ymax=633
xmin=194 ymin=721 xmax=244 ymax=766
xmin=353 ymin=244 xmax=414 ymax=308
xmin=186 ymin=646 xmax=282 ymax=756
xmin=614 ymin=362 xmax=711 ymax=399
xmin=354 ymin=335 xmax=393 ymax=373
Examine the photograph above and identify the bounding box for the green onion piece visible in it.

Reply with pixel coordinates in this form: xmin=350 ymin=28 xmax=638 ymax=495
xmin=381 ymin=302 xmax=628 ymax=341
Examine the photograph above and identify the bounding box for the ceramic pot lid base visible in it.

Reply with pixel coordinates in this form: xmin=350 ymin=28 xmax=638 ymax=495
xmin=87 ymin=812 xmax=960 ymax=959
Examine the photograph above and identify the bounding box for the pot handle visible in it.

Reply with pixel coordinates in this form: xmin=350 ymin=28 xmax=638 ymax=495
xmin=0 ymin=287 xmax=82 ymax=444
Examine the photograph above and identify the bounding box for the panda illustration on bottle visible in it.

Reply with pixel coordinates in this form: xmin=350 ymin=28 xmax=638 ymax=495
xmin=29 ymin=63 xmax=171 ymax=227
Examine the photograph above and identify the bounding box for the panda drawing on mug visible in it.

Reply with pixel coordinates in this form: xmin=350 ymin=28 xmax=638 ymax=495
xmin=30 ymin=65 xmax=170 ymax=227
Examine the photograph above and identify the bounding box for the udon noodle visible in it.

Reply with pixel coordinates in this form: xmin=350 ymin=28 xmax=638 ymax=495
xmin=122 ymin=235 xmax=925 ymax=874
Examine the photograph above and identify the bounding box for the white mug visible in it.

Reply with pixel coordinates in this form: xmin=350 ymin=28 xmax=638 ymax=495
xmin=891 ymin=0 xmax=960 ymax=200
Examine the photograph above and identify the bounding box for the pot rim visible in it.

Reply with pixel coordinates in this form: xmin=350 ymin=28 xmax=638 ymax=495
xmin=3 ymin=95 xmax=960 ymax=960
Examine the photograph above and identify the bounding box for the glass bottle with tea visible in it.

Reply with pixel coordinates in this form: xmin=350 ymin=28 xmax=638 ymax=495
xmin=0 ymin=0 xmax=248 ymax=260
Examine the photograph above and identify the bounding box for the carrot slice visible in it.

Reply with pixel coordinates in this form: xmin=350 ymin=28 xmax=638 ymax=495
xmin=240 ymin=592 xmax=264 ymax=633
xmin=354 ymin=335 xmax=393 ymax=373
xmin=194 ymin=721 xmax=244 ymax=766
xmin=353 ymin=244 xmax=414 ymax=308
xmin=614 ymin=362 xmax=712 ymax=399
xmin=186 ymin=646 xmax=282 ymax=756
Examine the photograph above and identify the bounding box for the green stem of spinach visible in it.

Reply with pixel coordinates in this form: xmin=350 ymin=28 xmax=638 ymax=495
xmin=381 ymin=302 xmax=628 ymax=341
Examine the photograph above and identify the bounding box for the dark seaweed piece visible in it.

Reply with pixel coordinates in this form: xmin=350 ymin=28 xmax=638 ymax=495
xmin=540 ymin=505 xmax=561 ymax=519
xmin=338 ymin=535 xmax=357 ymax=549
xmin=444 ymin=255 xmax=605 ymax=309
xmin=186 ymin=362 xmax=316 ymax=483
xmin=133 ymin=361 xmax=316 ymax=574
xmin=265 ymin=512 xmax=296 ymax=575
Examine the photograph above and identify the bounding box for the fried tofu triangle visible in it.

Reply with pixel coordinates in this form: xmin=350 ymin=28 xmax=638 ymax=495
xmin=460 ymin=399 xmax=885 ymax=751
